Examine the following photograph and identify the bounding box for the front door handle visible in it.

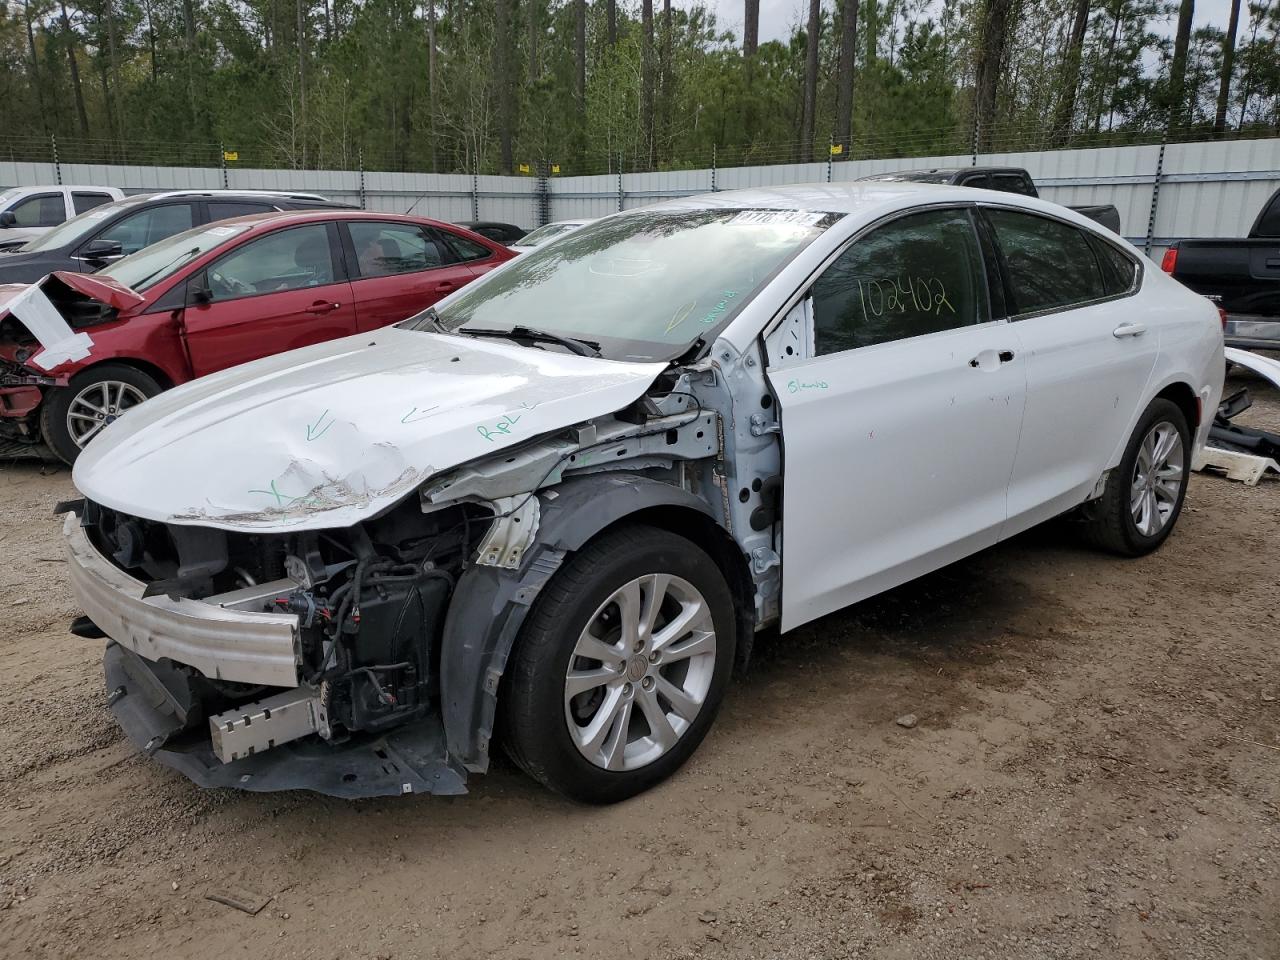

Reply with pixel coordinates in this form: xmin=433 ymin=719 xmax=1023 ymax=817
xmin=1113 ymin=322 xmax=1146 ymax=338
xmin=435 ymin=280 xmax=456 ymax=293
xmin=306 ymin=301 xmax=341 ymax=315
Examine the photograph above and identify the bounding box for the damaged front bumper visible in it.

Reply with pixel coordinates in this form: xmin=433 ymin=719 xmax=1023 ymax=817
xmin=66 ymin=513 xmax=469 ymax=799
xmin=104 ymin=644 xmax=467 ymax=798
xmin=65 ymin=513 xmax=302 ymax=688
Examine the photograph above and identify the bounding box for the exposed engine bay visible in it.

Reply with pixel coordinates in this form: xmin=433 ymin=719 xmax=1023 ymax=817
xmin=77 ymin=492 xmax=481 ymax=758
xmin=64 ymin=346 xmax=784 ymax=797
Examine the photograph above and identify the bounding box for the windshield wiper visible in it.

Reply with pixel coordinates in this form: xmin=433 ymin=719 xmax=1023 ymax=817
xmin=130 ymin=246 xmax=203 ymax=289
xmin=459 ymin=325 xmax=602 ymax=358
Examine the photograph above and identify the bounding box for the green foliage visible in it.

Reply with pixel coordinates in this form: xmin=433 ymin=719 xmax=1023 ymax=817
xmin=0 ymin=0 xmax=1276 ymax=173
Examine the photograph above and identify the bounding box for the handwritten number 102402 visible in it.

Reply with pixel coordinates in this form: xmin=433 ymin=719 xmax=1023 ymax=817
xmin=858 ymin=275 xmax=954 ymax=319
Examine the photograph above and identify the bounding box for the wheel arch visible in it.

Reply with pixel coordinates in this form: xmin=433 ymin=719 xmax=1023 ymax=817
xmin=1103 ymin=375 xmax=1204 ymax=473
xmin=1152 ymin=380 xmax=1200 ymax=433
xmin=53 ymin=355 xmax=176 ymax=392
xmin=438 ymin=472 xmax=749 ymax=774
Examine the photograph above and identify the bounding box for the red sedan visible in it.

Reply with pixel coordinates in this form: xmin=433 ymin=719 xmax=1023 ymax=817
xmin=0 ymin=210 xmax=513 ymax=462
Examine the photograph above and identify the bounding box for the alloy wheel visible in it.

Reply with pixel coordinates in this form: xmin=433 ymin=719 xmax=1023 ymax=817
xmin=564 ymin=573 xmax=717 ymax=771
xmin=1130 ymin=420 xmax=1185 ymax=537
xmin=66 ymin=380 xmax=148 ymax=448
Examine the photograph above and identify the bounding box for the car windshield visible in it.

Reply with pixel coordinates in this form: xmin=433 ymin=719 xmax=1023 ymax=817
xmin=18 ymin=200 xmax=138 ymax=252
xmin=517 ymin=222 xmax=580 ymax=247
xmin=860 ymin=171 xmax=955 ymax=183
xmin=0 ymin=188 xmax=22 ymax=206
xmin=406 ymin=208 xmax=839 ymax=362
xmin=99 ymin=221 xmax=253 ymax=291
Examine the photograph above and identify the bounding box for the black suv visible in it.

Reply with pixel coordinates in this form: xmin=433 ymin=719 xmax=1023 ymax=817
xmin=0 ymin=190 xmax=352 ymax=284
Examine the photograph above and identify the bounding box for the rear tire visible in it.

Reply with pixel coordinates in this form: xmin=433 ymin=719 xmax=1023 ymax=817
xmin=502 ymin=525 xmax=736 ymax=803
xmin=1080 ymin=398 xmax=1191 ymax=556
xmin=40 ymin=363 xmax=162 ymax=465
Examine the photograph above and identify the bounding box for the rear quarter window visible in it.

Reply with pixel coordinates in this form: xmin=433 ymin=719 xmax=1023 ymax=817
xmin=1089 ymin=236 xmax=1140 ymax=297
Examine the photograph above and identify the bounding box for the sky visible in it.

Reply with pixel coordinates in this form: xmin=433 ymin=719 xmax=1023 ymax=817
xmin=700 ymin=0 xmax=1239 ymax=46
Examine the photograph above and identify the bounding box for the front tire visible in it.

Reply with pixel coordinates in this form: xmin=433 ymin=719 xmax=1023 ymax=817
xmin=502 ymin=525 xmax=736 ymax=803
xmin=40 ymin=363 xmax=162 ymax=465
xmin=1081 ymin=398 xmax=1191 ymax=556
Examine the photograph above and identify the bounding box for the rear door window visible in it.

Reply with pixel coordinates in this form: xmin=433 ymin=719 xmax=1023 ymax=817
xmin=811 ymin=207 xmax=990 ymax=356
xmin=72 ymin=192 xmax=115 ymax=214
xmin=984 ymin=208 xmax=1105 ymax=315
xmin=348 ymin=221 xmax=448 ymax=278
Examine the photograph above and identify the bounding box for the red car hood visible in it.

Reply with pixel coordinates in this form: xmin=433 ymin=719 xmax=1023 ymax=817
xmin=0 ymin=272 xmax=144 ymax=317
xmin=0 ymin=272 xmax=142 ymax=371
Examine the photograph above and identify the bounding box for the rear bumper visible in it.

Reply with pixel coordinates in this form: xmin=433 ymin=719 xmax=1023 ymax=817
xmin=64 ymin=513 xmax=301 ymax=688
xmin=1224 ymin=315 xmax=1280 ymax=352
xmin=105 ymin=643 xmax=468 ymax=798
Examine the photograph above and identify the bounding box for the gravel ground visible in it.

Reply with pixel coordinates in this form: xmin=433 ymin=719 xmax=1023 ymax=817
xmin=0 ymin=371 xmax=1277 ymax=960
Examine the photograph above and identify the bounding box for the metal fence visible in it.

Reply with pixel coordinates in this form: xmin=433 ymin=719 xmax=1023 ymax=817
xmin=3 ymin=135 xmax=1279 ymax=256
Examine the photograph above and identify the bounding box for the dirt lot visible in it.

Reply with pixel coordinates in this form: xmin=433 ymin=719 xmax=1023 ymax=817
xmin=0 ymin=374 xmax=1277 ymax=960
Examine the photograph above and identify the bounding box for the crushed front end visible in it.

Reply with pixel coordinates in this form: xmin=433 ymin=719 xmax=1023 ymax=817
xmin=63 ymin=494 xmax=488 ymax=798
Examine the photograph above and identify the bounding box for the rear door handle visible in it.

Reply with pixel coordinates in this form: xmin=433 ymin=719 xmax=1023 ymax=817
xmin=969 ymin=349 xmax=1016 ymax=369
xmin=435 ymin=280 xmax=457 ymax=293
xmin=306 ymin=301 xmax=341 ymax=314
xmin=1113 ymin=322 xmax=1146 ymax=338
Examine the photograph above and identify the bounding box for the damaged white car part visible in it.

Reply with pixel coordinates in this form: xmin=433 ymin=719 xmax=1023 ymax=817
xmin=1191 ymin=349 xmax=1280 ymax=484
xmin=61 ymin=186 xmax=1224 ymax=801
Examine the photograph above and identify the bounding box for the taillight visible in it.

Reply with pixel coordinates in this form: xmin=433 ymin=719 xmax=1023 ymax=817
xmin=1161 ymin=248 xmax=1178 ymax=273
xmin=1218 ymin=306 xmax=1228 ymax=328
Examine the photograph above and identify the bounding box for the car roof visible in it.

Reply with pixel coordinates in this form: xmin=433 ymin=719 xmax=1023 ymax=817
xmin=106 ymin=190 xmax=342 ymax=208
xmin=1 ymin=184 xmax=120 ymax=192
xmin=654 ymin=180 xmax=1060 ymax=215
xmin=196 ymin=208 xmax=480 ymax=234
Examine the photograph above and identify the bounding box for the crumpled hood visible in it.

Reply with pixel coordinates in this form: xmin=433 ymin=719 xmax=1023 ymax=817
xmin=0 ymin=272 xmax=143 ymax=370
xmin=73 ymin=327 xmax=667 ymax=531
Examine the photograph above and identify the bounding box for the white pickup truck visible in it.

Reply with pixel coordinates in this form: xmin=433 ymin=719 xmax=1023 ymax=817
xmin=0 ymin=185 xmax=126 ymax=250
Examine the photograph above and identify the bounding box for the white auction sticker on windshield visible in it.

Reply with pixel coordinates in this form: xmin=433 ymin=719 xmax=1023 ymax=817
xmin=206 ymin=225 xmax=245 ymax=237
xmin=729 ymin=210 xmax=826 ymax=227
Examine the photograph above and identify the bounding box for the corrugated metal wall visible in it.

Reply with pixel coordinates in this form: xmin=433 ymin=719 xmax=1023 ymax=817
xmin=3 ymin=137 xmax=1278 ymax=253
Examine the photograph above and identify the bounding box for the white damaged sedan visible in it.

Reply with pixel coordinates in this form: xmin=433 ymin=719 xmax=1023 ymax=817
xmin=62 ymin=183 xmax=1223 ymax=801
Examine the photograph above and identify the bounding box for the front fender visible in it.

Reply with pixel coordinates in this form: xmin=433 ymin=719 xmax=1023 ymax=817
xmin=439 ymin=473 xmax=716 ymax=771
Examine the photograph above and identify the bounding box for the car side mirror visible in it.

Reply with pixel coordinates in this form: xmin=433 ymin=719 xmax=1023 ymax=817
xmin=80 ymin=239 xmax=124 ymax=261
xmin=0 ymin=211 xmax=15 ymax=228
xmin=187 ymin=282 xmax=213 ymax=305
